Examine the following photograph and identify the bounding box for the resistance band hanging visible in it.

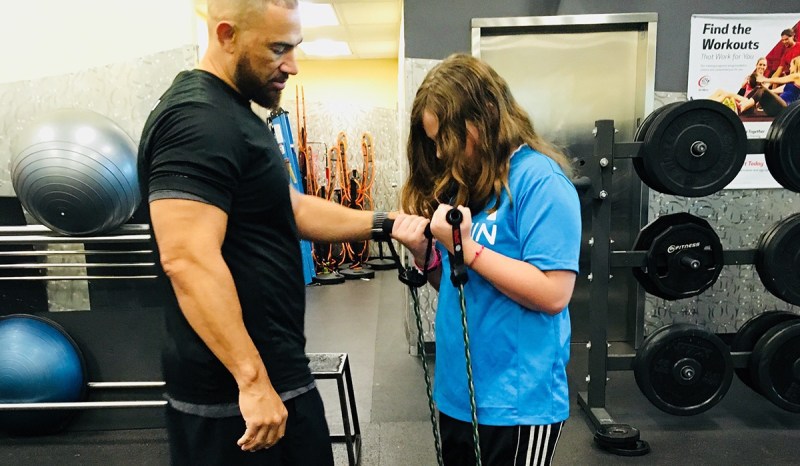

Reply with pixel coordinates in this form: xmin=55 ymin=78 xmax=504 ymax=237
xmin=267 ymin=108 xmax=315 ymax=285
xmin=339 ymin=132 xmax=375 ymax=280
xmin=296 ymin=85 xmax=320 ymax=199
xmin=294 ymin=87 xmax=344 ymax=285
xmin=309 ymin=144 xmax=347 ymax=284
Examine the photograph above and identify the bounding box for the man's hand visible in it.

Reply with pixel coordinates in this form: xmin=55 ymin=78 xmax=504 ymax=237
xmin=236 ymin=384 xmax=288 ymax=452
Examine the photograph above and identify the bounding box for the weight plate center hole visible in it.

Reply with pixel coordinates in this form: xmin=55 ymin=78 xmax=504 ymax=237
xmin=673 ymin=357 xmax=702 ymax=385
xmin=691 ymin=140 xmax=708 ymax=157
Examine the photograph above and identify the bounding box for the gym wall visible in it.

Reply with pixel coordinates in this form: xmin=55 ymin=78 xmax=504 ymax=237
xmin=0 ymin=1 xmax=201 ymax=431
xmin=403 ymin=0 xmax=799 ymax=92
xmin=275 ymin=59 xmax=403 ymax=216
xmin=0 ymin=0 xmax=196 ymax=84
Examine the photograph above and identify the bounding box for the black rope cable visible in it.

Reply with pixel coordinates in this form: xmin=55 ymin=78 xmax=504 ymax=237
xmin=409 ymin=284 xmax=444 ymax=466
xmin=445 ymin=209 xmax=482 ymax=465
xmin=380 ymin=232 xmax=442 ymax=465
xmin=380 ymin=213 xmax=482 ymax=466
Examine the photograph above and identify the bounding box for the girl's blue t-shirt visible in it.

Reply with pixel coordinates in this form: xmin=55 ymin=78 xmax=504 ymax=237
xmin=433 ymin=144 xmax=581 ymax=426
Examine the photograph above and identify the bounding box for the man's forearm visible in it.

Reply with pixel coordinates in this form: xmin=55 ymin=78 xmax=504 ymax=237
xmin=292 ymin=190 xmax=376 ymax=242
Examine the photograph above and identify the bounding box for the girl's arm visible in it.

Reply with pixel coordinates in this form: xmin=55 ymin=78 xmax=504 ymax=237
xmin=430 ymin=205 xmax=577 ymax=315
xmin=758 ymin=72 xmax=799 ymax=86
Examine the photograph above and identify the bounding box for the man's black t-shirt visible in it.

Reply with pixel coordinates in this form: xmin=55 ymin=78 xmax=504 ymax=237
xmin=138 ymin=70 xmax=312 ymax=404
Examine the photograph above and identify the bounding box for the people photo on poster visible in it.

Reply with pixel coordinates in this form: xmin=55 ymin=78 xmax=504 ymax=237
xmin=688 ymin=13 xmax=799 ymax=189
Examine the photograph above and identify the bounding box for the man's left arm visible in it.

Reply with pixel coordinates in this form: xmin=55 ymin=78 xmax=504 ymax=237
xmin=290 ymin=187 xmax=388 ymax=242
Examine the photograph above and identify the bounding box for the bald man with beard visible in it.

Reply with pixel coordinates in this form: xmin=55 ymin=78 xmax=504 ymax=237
xmin=138 ymin=1 xmax=385 ymax=464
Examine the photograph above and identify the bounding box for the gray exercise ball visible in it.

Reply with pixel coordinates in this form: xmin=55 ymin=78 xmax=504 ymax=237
xmin=10 ymin=109 xmax=141 ymax=236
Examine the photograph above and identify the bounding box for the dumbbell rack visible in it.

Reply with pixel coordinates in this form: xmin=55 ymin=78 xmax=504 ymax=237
xmin=0 ymin=224 xmax=168 ymax=432
xmin=0 ymin=223 xmax=157 ymax=279
xmin=576 ymin=119 xmax=768 ymax=430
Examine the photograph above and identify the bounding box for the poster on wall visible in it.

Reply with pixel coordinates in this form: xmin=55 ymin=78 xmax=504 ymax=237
xmin=688 ymin=13 xmax=800 ymax=189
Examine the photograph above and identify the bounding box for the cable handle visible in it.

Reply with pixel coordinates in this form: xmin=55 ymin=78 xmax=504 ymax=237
xmin=381 ymin=213 xmax=468 ymax=286
xmin=446 ymin=208 xmax=469 ymax=287
xmin=379 ymin=217 xmax=430 ymax=288
xmin=380 ymin=217 xmax=432 ymax=240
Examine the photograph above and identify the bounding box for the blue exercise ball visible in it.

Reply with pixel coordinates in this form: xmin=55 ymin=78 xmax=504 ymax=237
xmin=10 ymin=109 xmax=141 ymax=236
xmin=0 ymin=314 xmax=87 ymax=435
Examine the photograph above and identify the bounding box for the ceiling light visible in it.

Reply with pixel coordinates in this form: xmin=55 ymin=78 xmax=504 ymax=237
xmin=299 ymin=39 xmax=352 ymax=57
xmin=299 ymin=2 xmax=339 ymax=27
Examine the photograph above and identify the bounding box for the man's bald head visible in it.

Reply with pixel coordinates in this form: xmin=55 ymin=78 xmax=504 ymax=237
xmin=207 ymin=0 xmax=298 ymax=29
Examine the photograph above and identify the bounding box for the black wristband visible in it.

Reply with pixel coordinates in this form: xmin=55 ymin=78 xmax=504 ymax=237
xmin=371 ymin=211 xmax=388 ymax=240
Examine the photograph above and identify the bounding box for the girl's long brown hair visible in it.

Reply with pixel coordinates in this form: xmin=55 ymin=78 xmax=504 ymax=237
xmin=401 ymin=53 xmax=573 ymax=217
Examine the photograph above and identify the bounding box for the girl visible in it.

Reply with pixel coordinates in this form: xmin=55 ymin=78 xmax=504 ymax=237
xmin=392 ymin=54 xmax=582 ymax=466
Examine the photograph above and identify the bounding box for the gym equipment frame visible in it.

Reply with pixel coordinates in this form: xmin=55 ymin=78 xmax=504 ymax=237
xmin=577 ymin=117 xmax=773 ymax=430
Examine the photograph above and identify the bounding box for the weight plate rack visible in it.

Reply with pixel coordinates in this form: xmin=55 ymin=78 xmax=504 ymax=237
xmin=576 ymin=104 xmax=800 ymax=454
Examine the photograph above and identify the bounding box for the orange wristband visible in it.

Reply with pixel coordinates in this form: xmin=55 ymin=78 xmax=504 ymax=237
xmin=470 ymin=245 xmax=485 ymax=267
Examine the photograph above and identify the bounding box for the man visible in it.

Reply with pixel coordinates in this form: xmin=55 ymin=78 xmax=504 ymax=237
xmin=137 ymin=1 xmax=388 ymax=464
xmin=769 ymin=28 xmax=800 ymax=79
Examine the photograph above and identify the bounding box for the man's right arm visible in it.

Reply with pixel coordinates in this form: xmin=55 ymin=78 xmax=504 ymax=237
xmin=149 ymin=198 xmax=287 ymax=452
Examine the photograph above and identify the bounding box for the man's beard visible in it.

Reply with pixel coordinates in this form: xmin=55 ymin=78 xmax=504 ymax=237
xmin=234 ymin=54 xmax=282 ymax=109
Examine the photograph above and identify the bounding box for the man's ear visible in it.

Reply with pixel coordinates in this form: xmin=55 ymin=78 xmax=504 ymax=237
xmin=215 ymin=21 xmax=238 ymax=52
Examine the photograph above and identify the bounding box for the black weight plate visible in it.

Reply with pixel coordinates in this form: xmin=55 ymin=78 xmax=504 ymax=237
xmin=775 ymin=103 xmax=800 ymax=192
xmin=756 ymin=213 xmax=800 ymax=306
xmin=758 ymin=214 xmax=788 ymax=255
xmin=598 ymin=439 xmax=651 ymax=457
xmin=632 ymin=215 xmax=675 ymax=297
xmin=632 ymin=213 xmax=715 ymax=298
xmin=633 ymin=323 xmax=733 ymax=416
xmin=763 ymin=109 xmax=788 ymax=190
xmin=765 ymin=102 xmax=800 ymax=193
xmin=642 ymin=100 xmax=748 ymax=197
xmin=632 ymin=266 xmax=661 ymax=297
xmin=756 ymin=218 xmax=785 ymax=299
xmin=755 ymin=218 xmax=791 ymax=299
xmin=634 ymin=213 xmax=715 ymax=247
xmin=644 ymin=215 xmax=723 ymax=300
xmin=765 ymin=104 xmax=800 ymax=192
xmin=731 ymin=311 xmax=800 ymax=393
xmin=764 ymin=104 xmax=800 ymax=192
xmin=751 ymin=319 xmax=800 ymax=412
xmin=634 ymin=103 xmax=681 ymax=195
xmin=594 ymin=424 xmax=640 ymax=448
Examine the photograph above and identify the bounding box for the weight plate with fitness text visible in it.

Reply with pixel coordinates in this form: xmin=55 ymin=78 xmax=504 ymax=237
xmin=632 ymin=213 xmax=723 ymax=300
